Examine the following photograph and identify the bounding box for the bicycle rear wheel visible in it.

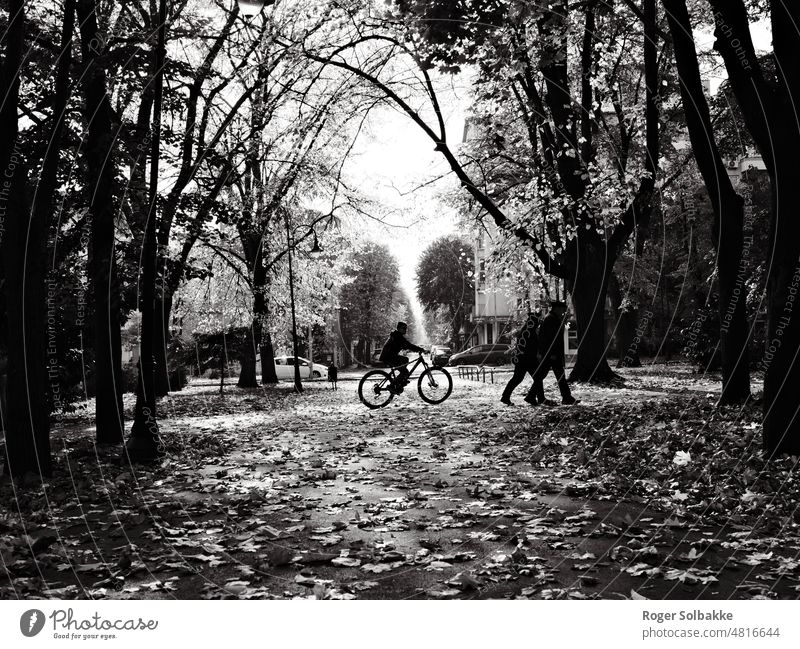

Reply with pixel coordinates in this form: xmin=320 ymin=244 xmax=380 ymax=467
xmin=418 ymin=367 xmax=453 ymax=404
xmin=358 ymin=370 xmax=394 ymax=409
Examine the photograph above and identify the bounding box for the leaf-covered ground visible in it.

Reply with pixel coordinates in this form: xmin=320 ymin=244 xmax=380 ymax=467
xmin=1 ymin=364 xmax=799 ymax=600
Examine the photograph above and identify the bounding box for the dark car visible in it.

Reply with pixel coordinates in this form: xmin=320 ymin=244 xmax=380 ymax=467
xmin=429 ymin=345 xmax=453 ymax=367
xmin=448 ymin=343 xmax=511 ymax=366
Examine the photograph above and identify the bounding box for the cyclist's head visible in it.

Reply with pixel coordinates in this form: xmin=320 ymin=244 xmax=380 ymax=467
xmin=396 ymin=321 xmax=408 ymax=333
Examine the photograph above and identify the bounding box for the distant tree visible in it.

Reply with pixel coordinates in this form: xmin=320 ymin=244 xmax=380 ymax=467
xmin=172 ymin=243 xmax=252 ymax=387
xmin=390 ymin=288 xmax=420 ymax=343
xmin=422 ymin=305 xmax=452 ymax=346
xmin=339 ymin=243 xmax=400 ymax=364
xmin=416 ymin=236 xmax=474 ymax=348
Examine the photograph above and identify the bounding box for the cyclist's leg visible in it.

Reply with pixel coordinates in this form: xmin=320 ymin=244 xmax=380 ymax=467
xmin=395 ymin=356 xmax=409 ymax=383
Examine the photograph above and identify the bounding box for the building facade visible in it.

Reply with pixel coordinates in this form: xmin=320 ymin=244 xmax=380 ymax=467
xmin=469 ymin=230 xmax=575 ymax=355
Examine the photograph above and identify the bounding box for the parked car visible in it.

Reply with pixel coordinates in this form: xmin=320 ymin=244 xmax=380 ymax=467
xmin=448 ymin=343 xmax=511 ymax=366
xmin=429 ymin=345 xmax=453 ymax=367
xmin=271 ymin=355 xmax=322 ymax=379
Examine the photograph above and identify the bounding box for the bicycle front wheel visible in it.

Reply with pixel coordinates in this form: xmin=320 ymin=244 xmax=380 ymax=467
xmin=358 ymin=370 xmax=394 ymax=409
xmin=418 ymin=367 xmax=453 ymax=404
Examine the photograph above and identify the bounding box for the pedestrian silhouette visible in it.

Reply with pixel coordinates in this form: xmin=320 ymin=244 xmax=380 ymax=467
xmin=535 ymin=301 xmax=578 ymax=405
xmin=501 ymin=312 xmax=544 ymax=406
xmin=327 ymin=363 xmax=338 ymax=390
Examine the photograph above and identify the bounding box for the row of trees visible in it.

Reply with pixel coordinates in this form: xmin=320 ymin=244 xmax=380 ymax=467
xmin=0 ymin=0 xmax=375 ymax=475
xmin=174 ymin=237 xmax=413 ymax=373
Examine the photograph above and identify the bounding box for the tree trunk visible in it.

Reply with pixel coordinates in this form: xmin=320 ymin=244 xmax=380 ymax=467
xmin=715 ymin=195 xmax=751 ymax=403
xmin=238 ymin=315 xmax=259 ymax=388
xmin=251 ymin=247 xmax=278 ymax=384
xmin=616 ymin=307 xmax=641 ymax=368
xmin=762 ymin=168 xmax=800 ymax=456
xmin=0 ymin=0 xmax=52 ymax=478
xmin=2 ymin=168 xmax=51 ymax=478
xmin=609 ymin=273 xmax=641 ymax=368
xmin=260 ymin=331 xmax=278 ymax=384
xmin=154 ymin=295 xmax=172 ymax=396
xmin=126 ymin=0 xmax=166 ymax=462
xmin=568 ymin=241 xmax=617 ymax=383
xmin=664 ymin=0 xmax=750 ymax=405
xmin=76 ymin=0 xmax=124 ymax=443
xmin=238 ymin=345 xmax=257 ymax=388
xmin=761 ymin=1 xmax=800 ymax=454
xmin=218 ymin=349 xmax=225 ymax=394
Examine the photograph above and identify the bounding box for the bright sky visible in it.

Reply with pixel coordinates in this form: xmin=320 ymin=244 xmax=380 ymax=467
xmin=695 ymin=18 xmax=771 ymax=92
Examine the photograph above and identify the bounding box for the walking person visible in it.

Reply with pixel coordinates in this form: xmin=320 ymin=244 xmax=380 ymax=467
xmin=327 ymin=362 xmax=338 ymax=390
xmin=501 ymin=312 xmax=545 ymax=406
xmin=535 ymin=301 xmax=578 ymax=405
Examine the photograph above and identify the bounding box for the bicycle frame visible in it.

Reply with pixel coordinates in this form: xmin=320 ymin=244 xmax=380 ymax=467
xmin=359 ymin=352 xmax=452 ymax=408
xmin=384 ymin=354 xmax=427 ymax=383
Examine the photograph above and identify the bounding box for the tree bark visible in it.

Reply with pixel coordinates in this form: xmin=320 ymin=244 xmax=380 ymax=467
xmin=616 ymin=308 xmax=641 ymax=368
xmin=253 ymin=244 xmax=278 ymax=384
xmin=238 ymin=342 xmax=258 ymax=388
xmin=762 ymin=153 xmax=800 ymax=455
xmin=76 ymin=0 xmax=125 ymax=443
xmin=567 ymin=240 xmax=617 ymax=382
xmin=761 ymin=1 xmax=800 ymax=454
xmin=664 ymin=0 xmax=750 ymax=404
xmin=153 ymin=295 xmax=172 ymax=395
xmin=260 ymin=331 xmax=278 ymax=384
xmin=126 ymin=0 xmax=166 ymax=462
xmin=0 ymin=0 xmax=52 ymax=477
xmin=609 ymin=274 xmax=641 ymax=368
xmin=2 ymin=169 xmax=51 ymax=477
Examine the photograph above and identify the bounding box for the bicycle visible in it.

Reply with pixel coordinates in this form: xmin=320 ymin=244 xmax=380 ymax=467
xmin=358 ymin=353 xmax=453 ymax=409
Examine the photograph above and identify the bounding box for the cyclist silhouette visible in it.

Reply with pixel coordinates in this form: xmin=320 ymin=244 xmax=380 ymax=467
xmin=378 ymin=321 xmax=425 ymax=392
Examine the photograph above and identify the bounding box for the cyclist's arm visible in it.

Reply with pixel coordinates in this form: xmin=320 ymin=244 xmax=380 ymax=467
xmin=399 ymin=334 xmax=424 ymax=354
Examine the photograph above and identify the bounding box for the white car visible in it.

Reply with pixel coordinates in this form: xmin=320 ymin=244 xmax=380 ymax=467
xmin=272 ymin=355 xmax=322 ymax=380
